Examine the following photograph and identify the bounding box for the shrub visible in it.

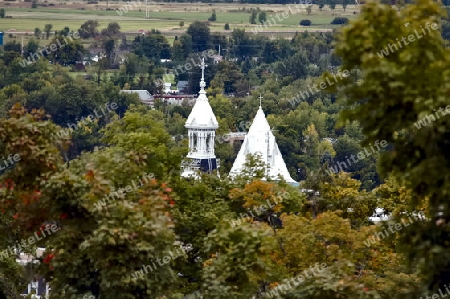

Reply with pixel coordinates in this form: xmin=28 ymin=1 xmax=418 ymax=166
xmin=331 ymin=17 xmax=349 ymax=25
xmin=224 ymin=23 xmax=230 ymax=30
xmin=300 ymin=19 xmax=311 ymax=26
xmin=208 ymin=10 xmax=216 ymax=22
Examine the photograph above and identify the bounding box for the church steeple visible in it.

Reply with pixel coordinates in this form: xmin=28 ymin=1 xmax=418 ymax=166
xmin=181 ymin=58 xmax=219 ymax=178
xmin=229 ymin=102 xmax=296 ymax=184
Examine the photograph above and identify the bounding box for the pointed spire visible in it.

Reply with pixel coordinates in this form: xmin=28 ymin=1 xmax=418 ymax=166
xmin=229 ymin=105 xmax=297 ymax=184
xmin=199 ymin=58 xmax=208 ymax=93
xmin=258 ymin=94 xmax=263 ymax=109
xmin=185 ymin=57 xmax=218 ymax=129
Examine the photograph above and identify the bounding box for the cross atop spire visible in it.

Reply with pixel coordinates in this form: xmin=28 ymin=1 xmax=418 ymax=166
xmin=258 ymin=94 xmax=263 ymax=108
xmin=199 ymin=58 xmax=208 ymax=91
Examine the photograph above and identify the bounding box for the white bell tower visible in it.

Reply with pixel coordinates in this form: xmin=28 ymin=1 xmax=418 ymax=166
xmin=181 ymin=58 xmax=219 ymax=177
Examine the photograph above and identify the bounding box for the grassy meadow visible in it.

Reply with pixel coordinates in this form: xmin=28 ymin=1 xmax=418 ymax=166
xmin=0 ymin=2 xmax=359 ymax=36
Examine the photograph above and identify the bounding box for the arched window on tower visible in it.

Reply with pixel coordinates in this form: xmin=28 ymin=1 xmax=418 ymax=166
xmin=193 ymin=132 xmax=197 ymax=152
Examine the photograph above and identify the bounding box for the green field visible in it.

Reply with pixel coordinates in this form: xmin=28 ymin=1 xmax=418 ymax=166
xmin=0 ymin=3 xmax=359 ymax=35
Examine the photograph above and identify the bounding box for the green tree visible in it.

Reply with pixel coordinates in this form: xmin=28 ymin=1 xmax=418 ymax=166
xmin=258 ymin=11 xmax=267 ymax=24
xmin=276 ymin=52 xmax=308 ymax=81
xmin=179 ymin=21 xmax=184 ymax=28
xmin=132 ymin=32 xmax=171 ymax=62
xmin=4 ymin=41 xmax=21 ymax=54
xmin=0 ymin=84 xmax=26 ymax=116
xmin=230 ymin=28 xmax=260 ymax=60
xmin=372 ymin=175 xmax=426 ymax=217
xmin=95 ymin=57 xmax=109 ymax=86
xmin=24 ymin=39 xmax=39 ymax=58
xmin=202 ymin=222 xmax=276 ymax=298
xmin=301 ymin=124 xmax=321 ymax=171
xmin=330 ymin=0 xmax=448 ymax=295
xmin=101 ymin=107 xmax=184 ymax=177
xmin=332 ymin=134 xmax=361 ymax=173
xmin=34 ymin=27 xmax=41 ymax=39
xmin=123 ymin=53 xmax=140 ymax=81
xmin=179 ymin=34 xmax=193 ymax=59
xmin=60 ymin=26 xmax=70 ymax=37
xmin=48 ymin=36 xmax=84 ymax=65
xmin=329 ymin=0 xmax=336 ymax=11
xmin=171 ymin=40 xmax=185 ymax=61
xmin=342 ymin=0 xmax=349 ymax=11
xmin=0 ymin=257 xmax=27 ymax=298
xmin=208 ymin=93 xmax=233 ymax=121
xmin=186 ymin=21 xmax=211 ymax=52
xmin=79 ymin=20 xmax=99 ymax=39
xmin=318 ymin=0 xmax=325 ymax=11
xmin=101 ymin=22 xmax=121 ymax=38
xmin=320 ymin=172 xmax=377 ymax=227
xmin=0 ymin=105 xmax=183 ymax=298
xmin=103 ymin=39 xmax=115 ymax=65
xmin=44 ymin=23 xmax=53 ymax=39
xmin=0 ymin=9 xmax=5 ymax=18
xmin=249 ymin=10 xmax=257 ymax=24
xmin=224 ymin=23 xmax=230 ymax=30
xmin=208 ymin=10 xmax=217 ymax=22
xmin=210 ymin=60 xmax=245 ymax=94
xmin=0 ymin=105 xmax=71 ymax=296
